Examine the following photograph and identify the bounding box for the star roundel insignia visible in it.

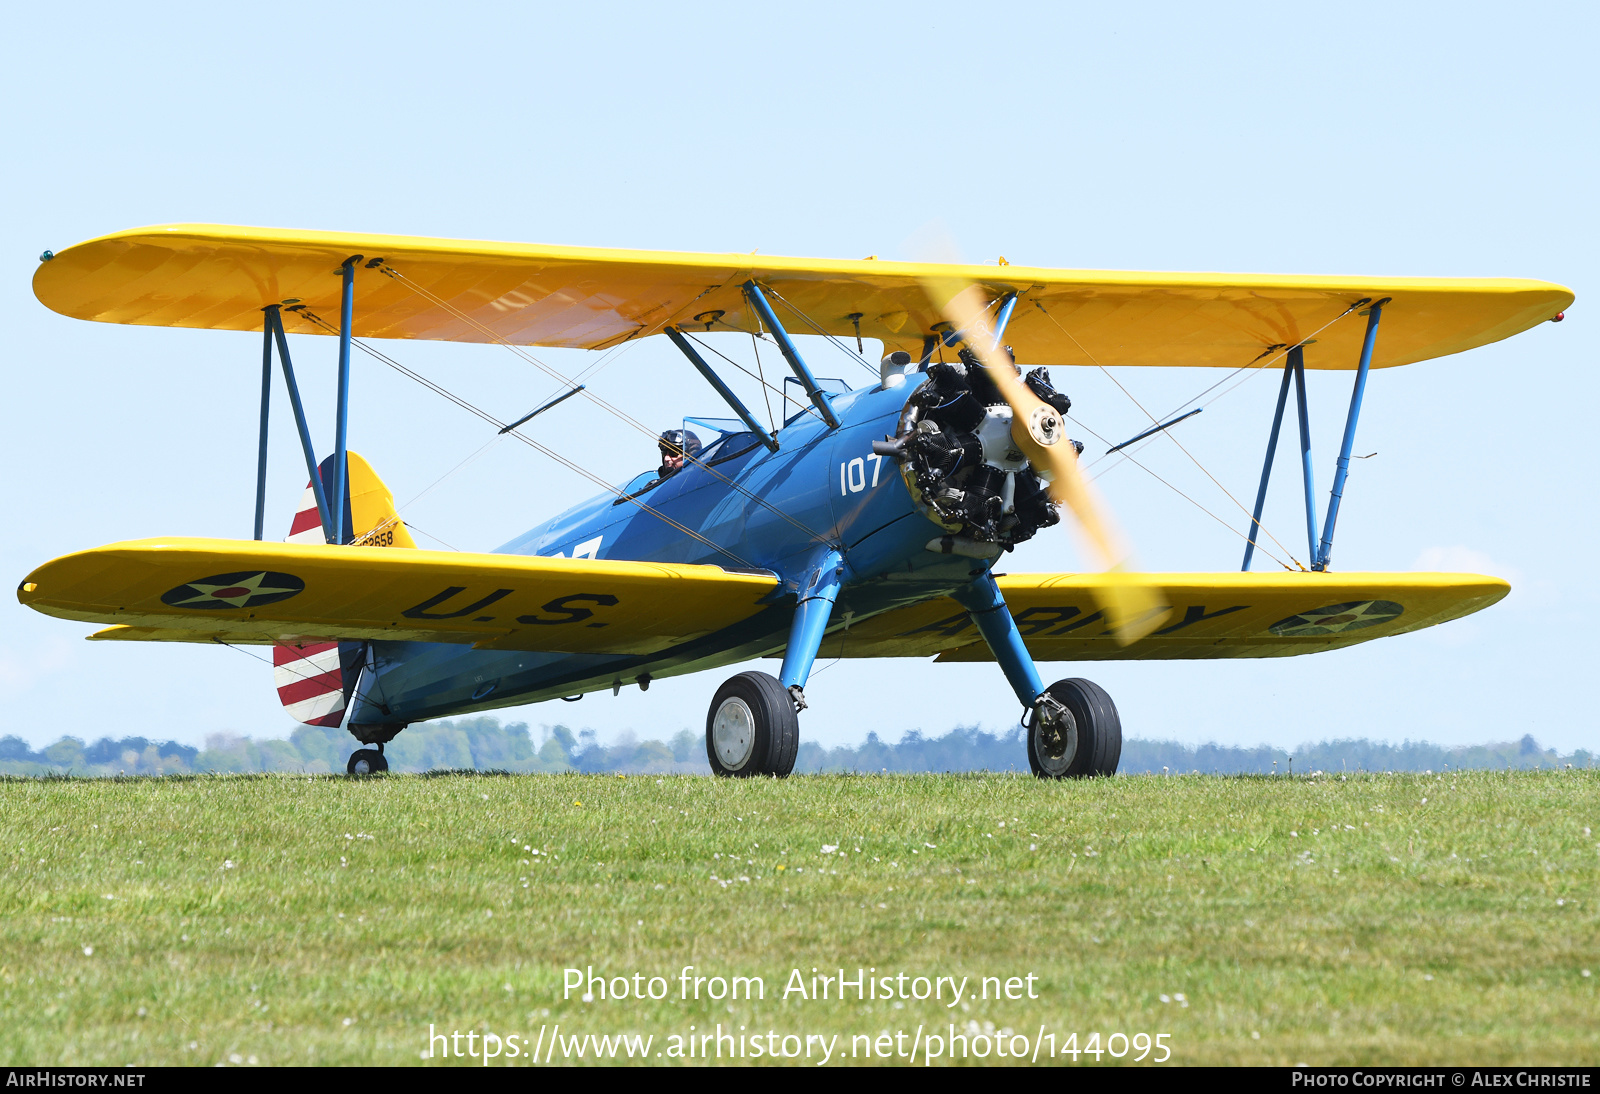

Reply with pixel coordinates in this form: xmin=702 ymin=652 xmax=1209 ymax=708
xmin=1269 ymin=599 xmax=1403 ymax=637
xmin=160 ymin=571 xmax=305 ymax=611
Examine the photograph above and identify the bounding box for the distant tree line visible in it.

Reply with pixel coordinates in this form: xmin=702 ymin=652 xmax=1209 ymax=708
xmin=0 ymin=720 xmax=1591 ymax=777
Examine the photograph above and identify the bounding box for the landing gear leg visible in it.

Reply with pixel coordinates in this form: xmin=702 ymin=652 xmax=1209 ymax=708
xmin=705 ymin=547 xmax=843 ymax=779
xmin=950 ymin=570 xmax=1123 ymax=779
xmin=778 ymin=547 xmax=844 ymax=701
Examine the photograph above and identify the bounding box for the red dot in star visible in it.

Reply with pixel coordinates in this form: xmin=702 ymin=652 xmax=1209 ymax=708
xmin=211 ymin=587 xmax=250 ymax=598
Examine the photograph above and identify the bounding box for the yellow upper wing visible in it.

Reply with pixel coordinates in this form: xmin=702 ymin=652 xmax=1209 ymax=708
xmin=832 ymin=572 xmax=1508 ymax=661
xmin=17 ymin=538 xmax=778 ymax=655
xmin=33 ymin=224 xmax=1571 ymax=370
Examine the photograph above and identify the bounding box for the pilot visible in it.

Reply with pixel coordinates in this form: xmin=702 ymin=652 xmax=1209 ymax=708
xmin=657 ymin=429 xmax=701 ymax=478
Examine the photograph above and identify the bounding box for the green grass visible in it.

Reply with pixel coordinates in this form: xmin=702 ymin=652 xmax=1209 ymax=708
xmin=1 ymin=770 xmax=1596 ymax=1066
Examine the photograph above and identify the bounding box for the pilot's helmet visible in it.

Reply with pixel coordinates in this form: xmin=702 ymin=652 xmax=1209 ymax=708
xmin=658 ymin=429 xmax=702 ymax=459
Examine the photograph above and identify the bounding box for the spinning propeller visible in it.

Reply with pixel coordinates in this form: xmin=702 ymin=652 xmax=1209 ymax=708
xmin=920 ymin=276 xmax=1165 ymax=644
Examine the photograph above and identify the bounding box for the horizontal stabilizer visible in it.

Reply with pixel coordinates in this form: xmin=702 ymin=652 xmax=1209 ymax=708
xmin=20 ymin=538 xmax=778 ymax=656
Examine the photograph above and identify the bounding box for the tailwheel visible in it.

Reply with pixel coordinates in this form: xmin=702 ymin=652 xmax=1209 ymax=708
xmin=1027 ymin=677 xmax=1121 ymax=779
xmin=347 ymin=747 xmax=389 ymax=775
xmin=705 ymin=671 xmax=798 ymax=778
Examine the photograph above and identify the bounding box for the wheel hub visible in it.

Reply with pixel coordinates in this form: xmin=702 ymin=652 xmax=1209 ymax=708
xmin=711 ymin=696 xmax=756 ymax=770
xmin=1032 ymin=697 xmax=1079 ymax=776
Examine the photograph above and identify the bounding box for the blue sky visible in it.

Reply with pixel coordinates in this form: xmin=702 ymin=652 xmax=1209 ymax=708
xmin=2 ymin=2 xmax=1594 ymax=752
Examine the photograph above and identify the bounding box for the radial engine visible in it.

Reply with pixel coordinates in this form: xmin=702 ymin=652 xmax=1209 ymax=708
xmin=875 ymin=350 xmax=1081 ymax=559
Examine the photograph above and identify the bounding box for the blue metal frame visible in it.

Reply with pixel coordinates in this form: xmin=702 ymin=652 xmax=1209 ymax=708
xmin=1241 ymin=359 xmax=1294 ymax=571
xmin=254 ymin=311 xmax=273 ymax=540
xmin=951 ymin=571 xmax=1045 ymax=707
xmin=779 ymin=547 xmax=844 ymax=689
xmin=742 ymin=281 xmax=841 ymax=429
xmin=664 ymin=327 xmax=779 ymax=451
xmin=1291 ymin=345 xmax=1320 ymax=563
xmin=934 ymin=294 xmax=1017 ymax=352
xmin=1315 ymin=301 xmax=1385 ymax=570
xmin=992 ymin=292 xmax=1019 ymax=348
xmin=330 ymin=259 xmax=356 ymax=545
xmin=267 ymin=307 xmax=335 ymax=543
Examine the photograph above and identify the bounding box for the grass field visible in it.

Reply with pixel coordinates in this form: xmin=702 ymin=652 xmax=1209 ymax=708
xmin=1 ymin=770 xmax=1596 ymax=1067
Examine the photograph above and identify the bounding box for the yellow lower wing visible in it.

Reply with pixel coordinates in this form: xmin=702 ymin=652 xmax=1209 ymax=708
xmin=833 ymin=572 xmax=1507 ymax=661
xmin=18 ymin=539 xmax=777 ymax=655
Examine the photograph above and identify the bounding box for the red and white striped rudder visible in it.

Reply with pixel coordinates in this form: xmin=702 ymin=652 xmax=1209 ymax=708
xmin=272 ymin=641 xmax=352 ymax=728
xmin=272 ymin=451 xmax=412 ymax=728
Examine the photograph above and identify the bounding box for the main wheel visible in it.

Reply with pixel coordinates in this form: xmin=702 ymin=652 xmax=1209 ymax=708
xmin=705 ymin=671 xmax=798 ymax=778
xmin=1027 ymin=677 xmax=1121 ymax=779
xmin=347 ymin=748 xmax=388 ymax=775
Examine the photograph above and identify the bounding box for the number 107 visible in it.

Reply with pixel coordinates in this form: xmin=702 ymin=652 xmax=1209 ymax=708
xmin=840 ymin=453 xmax=884 ymax=495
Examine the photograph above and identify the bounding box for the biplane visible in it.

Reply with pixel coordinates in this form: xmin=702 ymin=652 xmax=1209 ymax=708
xmin=19 ymin=225 xmax=1572 ymax=776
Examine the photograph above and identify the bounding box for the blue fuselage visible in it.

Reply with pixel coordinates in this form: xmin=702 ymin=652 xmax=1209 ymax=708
xmin=353 ymin=378 xmax=982 ymax=725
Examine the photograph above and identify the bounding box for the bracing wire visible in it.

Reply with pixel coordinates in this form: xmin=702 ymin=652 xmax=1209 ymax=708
xmin=1031 ymin=298 xmax=1362 ymax=569
xmin=373 ymin=264 xmax=829 ymax=546
xmin=540 ymin=318 xmax=651 ymax=400
xmin=213 ymin=637 xmax=321 ymax=685
xmin=1063 ymin=412 xmax=1297 ymax=571
xmin=1095 ymin=299 xmax=1366 ymax=454
xmin=403 ymin=522 xmax=463 ymax=552
xmin=752 ymin=330 xmax=776 ymax=433
xmin=206 ymin=637 xmax=362 ymax=744
xmin=396 ymin=434 xmax=505 ymax=520
xmin=683 ymin=329 xmax=806 ymax=414
xmin=212 ymin=635 xmax=393 ymax=722
xmin=759 ymin=285 xmax=879 ymax=378
xmin=287 ymin=308 xmax=757 ymax=568
xmin=1088 ymin=300 xmax=1366 ymax=565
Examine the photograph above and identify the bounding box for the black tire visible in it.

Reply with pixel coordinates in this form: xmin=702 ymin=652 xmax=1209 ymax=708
xmin=705 ymin=671 xmax=798 ymax=778
xmin=1027 ymin=677 xmax=1121 ymax=779
xmin=347 ymin=748 xmax=388 ymax=775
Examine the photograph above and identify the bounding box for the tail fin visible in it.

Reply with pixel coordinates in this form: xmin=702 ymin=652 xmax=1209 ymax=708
xmin=274 ymin=451 xmax=413 ymax=727
xmin=286 ymin=451 xmax=416 ymax=548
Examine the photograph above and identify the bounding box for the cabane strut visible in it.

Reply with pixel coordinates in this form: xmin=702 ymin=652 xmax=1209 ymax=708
xmin=664 ymin=328 xmax=780 ymax=451
xmin=742 ymin=281 xmax=841 ymax=430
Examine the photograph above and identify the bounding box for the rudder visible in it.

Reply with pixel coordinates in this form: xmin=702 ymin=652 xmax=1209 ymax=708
xmin=275 ymin=451 xmax=413 ymax=728
xmin=286 ymin=451 xmax=416 ymax=548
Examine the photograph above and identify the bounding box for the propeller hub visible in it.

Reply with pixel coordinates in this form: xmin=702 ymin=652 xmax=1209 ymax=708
xmin=1025 ymin=405 xmax=1064 ymax=447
